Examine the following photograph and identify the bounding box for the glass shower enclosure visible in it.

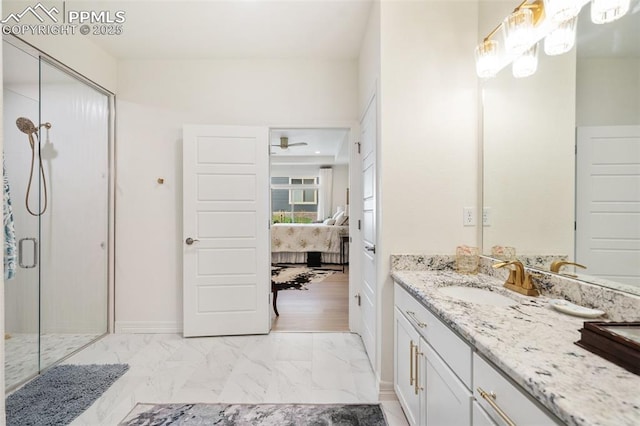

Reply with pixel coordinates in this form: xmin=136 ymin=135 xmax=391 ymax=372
xmin=3 ymin=38 xmax=111 ymax=390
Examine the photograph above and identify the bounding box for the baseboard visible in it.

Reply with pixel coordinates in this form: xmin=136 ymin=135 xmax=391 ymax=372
xmin=115 ymin=321 xmax=182 ymax=334
xmin=378 ymin=380 xmax=398 ymax=401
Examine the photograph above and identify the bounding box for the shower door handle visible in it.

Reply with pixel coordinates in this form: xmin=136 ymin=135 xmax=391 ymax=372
xmin=18 ymin=238 xmax=38 ymax=269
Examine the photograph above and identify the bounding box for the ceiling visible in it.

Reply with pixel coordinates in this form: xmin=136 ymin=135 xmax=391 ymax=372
xmin=269 ymin=128 xmax=350 ymax=165
xmin=82 ymin=0 xmax=373 ymax=60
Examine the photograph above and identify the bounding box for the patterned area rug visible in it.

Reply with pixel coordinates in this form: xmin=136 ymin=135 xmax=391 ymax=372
xmin=119 ymin=403 xmax=387 ymax=425
xmin=271 ymin=266 xmax=336 ymax=291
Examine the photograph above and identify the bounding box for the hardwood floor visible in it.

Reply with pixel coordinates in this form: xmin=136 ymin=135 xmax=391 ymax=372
xmin=271 ymin=265 xmax=349 ymax=332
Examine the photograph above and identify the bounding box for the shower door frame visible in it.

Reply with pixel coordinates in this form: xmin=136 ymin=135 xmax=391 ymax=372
xmin=3 ymin=35 xmax=116 ymax=387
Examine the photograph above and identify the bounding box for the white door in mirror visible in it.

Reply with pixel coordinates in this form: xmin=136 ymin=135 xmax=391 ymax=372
xmin=548 ymin=299 xmax=605 ymax=318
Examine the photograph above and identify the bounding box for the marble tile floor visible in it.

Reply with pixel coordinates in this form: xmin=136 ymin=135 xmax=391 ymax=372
xmin=5 ymin=333 xmax=102 ymax=390
xmin=53 ymin=332 xmax=409 ymax=425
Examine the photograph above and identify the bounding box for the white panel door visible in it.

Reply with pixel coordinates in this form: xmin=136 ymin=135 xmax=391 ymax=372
xmin=576 ymin=126 xmax=640 ymax=286
xmin=360 ymin=95 xmax=377 ymax=367
xmin=183 ymin=125 xmax=270 ymax=337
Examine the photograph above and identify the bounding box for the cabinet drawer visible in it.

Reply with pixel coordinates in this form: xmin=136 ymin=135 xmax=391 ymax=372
xmin=473 ymin=353 xmax=560 ymax=425
xmin=394 ymin=282 xmax=472 ymax=388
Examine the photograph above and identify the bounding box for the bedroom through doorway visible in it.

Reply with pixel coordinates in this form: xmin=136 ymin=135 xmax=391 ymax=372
xmin=269 ymin=128 xmax=351 ymax=332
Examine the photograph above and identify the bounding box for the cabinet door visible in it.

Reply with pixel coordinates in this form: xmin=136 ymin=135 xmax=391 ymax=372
xmin=473 ymin=402 xmax=498 ymax=426
xmin=423 ymin=339 xmax=472 ymax=426
xmin=394 ymin=307 xmax=421 ymax=426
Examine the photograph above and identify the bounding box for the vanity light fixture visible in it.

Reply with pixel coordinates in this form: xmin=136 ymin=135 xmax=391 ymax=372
xmin=544 ymin=16 xmax=578 ymax=55
xmin=590 ymin=0 xmax=630 ymax=24
xmin=503 ymin=8 xmax=535 ymax=54
xmin=513 ymin=43 xmax=539 ymax=77
xmin=475 ymin=0 xmax=544 ymax=78
xmin=475 ymin=0 xmax=629 ymax=78
xmin=543 ymin=0 xmax=582 ymax=23
xmin=475 ymin=39 xmax=500 ymax=78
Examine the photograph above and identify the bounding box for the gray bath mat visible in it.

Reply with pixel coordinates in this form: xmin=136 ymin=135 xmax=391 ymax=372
xmin=6 ymin=363 xmax=129 ymax=426
xmin=120 ymin=403 xmax=387 ymax=425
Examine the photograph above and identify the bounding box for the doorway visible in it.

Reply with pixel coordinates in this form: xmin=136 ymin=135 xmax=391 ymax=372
xmin=269 ymin=128 xmax=352 ymax=332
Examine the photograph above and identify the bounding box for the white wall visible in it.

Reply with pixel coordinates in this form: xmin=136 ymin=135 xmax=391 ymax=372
xmin=358 ymin=1 xmax=380 ymax=115
xmin=115 ymin=58 xmax=358 ymax=332
xmin=377 ymin=0 xmax=479 ymax=389
xmin=1 ymin=1 xmax=6 ymax=417
xmin=576 ymin=57 xmax=640 ymax=126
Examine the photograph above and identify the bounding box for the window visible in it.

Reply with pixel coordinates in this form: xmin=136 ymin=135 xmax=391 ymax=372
xmin=270 ymin=176 xmax=318 ymax=223
xmin=289 ymin=178 xmax=318 ymax=205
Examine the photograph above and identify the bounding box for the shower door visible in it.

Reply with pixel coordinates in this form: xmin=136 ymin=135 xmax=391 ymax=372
xmin=3 ymin=39 xmax=110 ymax=390
xmin=37 ymin=57 xmax=110 ymax=370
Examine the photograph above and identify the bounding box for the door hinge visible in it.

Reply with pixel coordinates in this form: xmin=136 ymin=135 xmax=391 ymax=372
xmin=354 ymin=293 xmax=361 ymax=306
xmin=574 ymin=221 xmax=577 ymax=230
xmin=358 ymin=219 xmax=361 ymax=230
xmin=356 ymin=142 xmax=361 ymax=154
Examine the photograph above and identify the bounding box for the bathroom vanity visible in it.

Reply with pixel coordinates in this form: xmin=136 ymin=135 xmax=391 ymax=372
xmin=391 ymin=255 xmax=640 ymax=426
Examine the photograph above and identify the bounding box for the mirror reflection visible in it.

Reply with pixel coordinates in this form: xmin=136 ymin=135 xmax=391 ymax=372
xmin=481 ymin=1 xmax=640 ymax=294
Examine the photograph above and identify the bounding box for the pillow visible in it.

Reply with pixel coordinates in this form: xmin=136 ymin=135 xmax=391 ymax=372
xmin=332 ymin=210 xmax=343 ymax=220
xmin=323 ymin=218 xmax=336 ymax=225
xmin=335 ymin=212 xmax=348 ymax=226
xmin=333 ymin=212 xmax=345 ymax=225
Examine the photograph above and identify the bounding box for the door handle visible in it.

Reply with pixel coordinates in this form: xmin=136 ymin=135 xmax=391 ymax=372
xmin=18 ymin=238 xmax=38 ymax=269
xmin=185 ymin=237 xmax=199 ymax=245
xmin=365 ymin=245 xmax=376 ymax=254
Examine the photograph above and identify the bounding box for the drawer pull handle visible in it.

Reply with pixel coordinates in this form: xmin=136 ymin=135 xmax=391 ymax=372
xmin=406 ymin=311 xmax=427 ymax=328
xmin=477 ymin=387 xmax=516 ymax=426
xmin=409 ymin=340 xmax=415 ymax=386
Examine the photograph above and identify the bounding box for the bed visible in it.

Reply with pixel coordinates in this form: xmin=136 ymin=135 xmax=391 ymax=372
xmin=271 ymin=223 xmax=349 ymax=264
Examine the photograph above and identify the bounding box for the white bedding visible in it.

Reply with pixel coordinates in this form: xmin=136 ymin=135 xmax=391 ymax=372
xmin=271 ymin=223 xmax=348 ymax=254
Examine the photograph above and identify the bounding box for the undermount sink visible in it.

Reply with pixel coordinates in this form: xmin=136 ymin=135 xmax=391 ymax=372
xmin=438 ymin=286 xmax=517 ymax=307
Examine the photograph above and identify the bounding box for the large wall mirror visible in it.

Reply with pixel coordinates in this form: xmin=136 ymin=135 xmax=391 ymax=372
xmin=480 ymin=0 xmax=640 ymax=295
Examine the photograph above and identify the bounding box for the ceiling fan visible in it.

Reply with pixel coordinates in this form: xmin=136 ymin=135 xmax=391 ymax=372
xmin=271 ymin=136 xmax=308 ymax=150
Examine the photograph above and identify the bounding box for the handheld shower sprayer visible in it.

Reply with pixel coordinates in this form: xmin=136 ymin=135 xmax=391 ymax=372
xmin=16 ymin=117 xmax=52 ymax=216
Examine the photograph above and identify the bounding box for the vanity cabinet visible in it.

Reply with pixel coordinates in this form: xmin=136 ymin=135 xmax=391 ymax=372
xmin=394 ymin=283 xmax=561 ymax=426
xmin=394 ymin=284 xmax=473 ymax=426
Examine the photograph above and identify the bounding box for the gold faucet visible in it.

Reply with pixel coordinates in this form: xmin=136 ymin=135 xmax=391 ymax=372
xmin=492 ymin=260 xmax=539 ymax=296
xmin=550 ymin=260 xmax=586 ymax=277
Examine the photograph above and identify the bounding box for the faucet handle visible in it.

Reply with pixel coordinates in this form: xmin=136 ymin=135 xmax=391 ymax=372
xmin=550 ymin=261 xmax=587 ymax=274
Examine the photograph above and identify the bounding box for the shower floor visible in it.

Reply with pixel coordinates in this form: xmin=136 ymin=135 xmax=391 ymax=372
xmin=4 ymin=332 xmax=102 ymax=389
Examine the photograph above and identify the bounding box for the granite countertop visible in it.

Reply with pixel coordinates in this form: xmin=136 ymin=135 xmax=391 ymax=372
xmin=391 ymin=269 xmax=640 ymax=426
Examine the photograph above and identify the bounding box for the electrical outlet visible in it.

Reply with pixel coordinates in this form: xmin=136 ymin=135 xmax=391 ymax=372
xmin=463 ymin=207 xmax=476 ymax=226
xmin=483 ymin=207 xmax=491 ymax=226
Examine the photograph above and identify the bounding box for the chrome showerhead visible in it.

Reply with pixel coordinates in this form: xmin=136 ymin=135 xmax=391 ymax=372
xmin=16 ymin=117 xmax=38 ymax=135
